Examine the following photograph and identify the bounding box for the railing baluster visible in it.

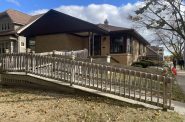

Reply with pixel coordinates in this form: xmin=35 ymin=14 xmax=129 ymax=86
xmin=150 ymin=74 xmax=153 ymax=103
xmin=100 ymin=65 xmax=103 ymax=91
xmin=134 ymin=71 xmax=137 ymax=99
xmin=110 ymin=67 xmax=112 ymax=92
xmin=169 ymin=77 xmax=172 ymax=108
xmin=145 ymin=73 xmax=148 ymax=102
xmin=105 ymin=66 xmax=108 ymax=92
xmin=123 ymin=69 xmax=126 ymax=97
xmin=128 ymin=70 xmax=131 ymax=98
xmin=118 ymin=69 xmax=122 ymax=95
xmin=85 ymin=62 xmax=87 ymax=87
xmin=157 ymin=75 xmax=160 ymax=106
xmin=96 ymin=64 xmax=99 ymax=89
xmin=139 ymin=72 xmax=142 ymax=101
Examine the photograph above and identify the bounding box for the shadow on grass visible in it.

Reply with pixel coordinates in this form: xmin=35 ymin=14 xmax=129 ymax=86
xmin=0 ymin=85 xmax=157 ymax=110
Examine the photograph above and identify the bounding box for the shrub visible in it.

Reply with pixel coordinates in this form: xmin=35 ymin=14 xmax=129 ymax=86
xmin=132 ymin=60 xmax=159 ymax=68
xmin=140 ymin=60 xmax=155 ymax=66
xmin=132 ymin=61 xmax=149 ymax=68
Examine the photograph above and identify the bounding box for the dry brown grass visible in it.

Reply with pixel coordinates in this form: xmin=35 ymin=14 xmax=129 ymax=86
xmin=0 ymin=86 xmax=184 ymax=122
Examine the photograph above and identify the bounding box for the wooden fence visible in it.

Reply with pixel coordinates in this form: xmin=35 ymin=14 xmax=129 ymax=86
xmin=36 ymin=49 xmax=88 ymax=59
xmin=0 ymin=53 xmax=173 ymax=110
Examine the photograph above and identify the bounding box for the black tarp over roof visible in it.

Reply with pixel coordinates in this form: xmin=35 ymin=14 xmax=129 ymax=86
xmin=20 ymin=9 xmax=106 ymax=37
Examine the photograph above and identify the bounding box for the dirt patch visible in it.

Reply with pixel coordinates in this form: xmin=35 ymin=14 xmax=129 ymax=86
xmin=0 ymin=86 xmax=184 ymax=122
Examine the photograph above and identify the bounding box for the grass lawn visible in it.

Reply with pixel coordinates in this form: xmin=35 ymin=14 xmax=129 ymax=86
xmin=0 ymin=86 xmax=184 ymax=122
xmin=172 ymin=81 xmax=185 ymax=103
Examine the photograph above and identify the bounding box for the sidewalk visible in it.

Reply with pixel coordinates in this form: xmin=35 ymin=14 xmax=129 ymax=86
xmin=176 ymin=69 xmax=185 ymax=94
xmin=173 ymin=69 xmax=185 ymax=115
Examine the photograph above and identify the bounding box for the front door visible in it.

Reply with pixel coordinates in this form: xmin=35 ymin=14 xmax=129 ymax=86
xmin=91 ymin=35 xmax=101 ymax=56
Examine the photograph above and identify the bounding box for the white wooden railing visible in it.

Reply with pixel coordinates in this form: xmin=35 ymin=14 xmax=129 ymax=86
xmin=0 ymin=53 xmax=173 ymax=110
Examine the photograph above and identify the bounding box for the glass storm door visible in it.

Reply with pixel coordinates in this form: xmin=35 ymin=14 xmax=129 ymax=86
xmin=91 ymin=35 xmax=101 ymax=56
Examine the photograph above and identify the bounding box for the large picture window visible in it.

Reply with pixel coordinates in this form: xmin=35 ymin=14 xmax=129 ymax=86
xmin=110 ymin=34 xmax=133 ymax=54
xmin=110 ymin=35 xmax=125 ymax=53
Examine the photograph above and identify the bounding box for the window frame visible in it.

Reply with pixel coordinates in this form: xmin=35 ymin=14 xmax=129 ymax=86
xmin=110 ymin=34 xmax=126 ymax=54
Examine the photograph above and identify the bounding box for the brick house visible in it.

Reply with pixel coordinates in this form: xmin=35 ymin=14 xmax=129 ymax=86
xmin=20 ymin=9 xmax=149 ymax=65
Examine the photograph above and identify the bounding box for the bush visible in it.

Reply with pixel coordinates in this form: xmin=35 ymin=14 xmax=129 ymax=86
xmin=140 ymin=60 xmax=155 ymax=66
xmin=132 ymin=61 xmax=149 ymax=68
xmin=132 ymin=60 xmax=157 ymax=68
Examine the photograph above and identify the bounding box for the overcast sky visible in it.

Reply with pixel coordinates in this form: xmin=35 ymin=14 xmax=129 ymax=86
xmin=0 ymin=0 xmax=171 ymax=55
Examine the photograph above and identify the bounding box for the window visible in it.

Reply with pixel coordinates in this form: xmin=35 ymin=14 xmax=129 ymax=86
xmin=2 ymin=43 xmax=5 ymax=53
xmin=143 ymin=46 xmax=146 ymax=53
xmin=127 ymin=37 xmax=130 ymax=53
xmin=110 ymin=35 xmax=125 ymax=53
xmin=139 ymin=42 xmax=141 ymax=55
xmin=29 ymin=40 xmax=36 ymax=51
xmin=7 ymin=23 xmax=10 ymax=29
xmin=126 ymin=36 xmax=133 ymax=53
xmin=4 ymin=24 xmax=6 ymax=30
xmin=5 ymin=42 xmax=8 ymax=49
xmin=2 ymin=24 xmax=4 ymax=30
xmin=139 ymin=43 xmax=144 ymax=55
xmin=21 ymin=42 xmax=24 ymax=46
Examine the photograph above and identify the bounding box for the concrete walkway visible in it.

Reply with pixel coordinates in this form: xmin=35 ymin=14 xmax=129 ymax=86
xmin=176 ymin=69 xmax=185 ymax=94
xmin=173 ymin=69 xmax=185 ymax=115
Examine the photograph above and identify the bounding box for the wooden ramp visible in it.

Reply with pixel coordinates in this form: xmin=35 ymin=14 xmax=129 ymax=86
xmin=0 ymin=53 xmax=174 ymax=110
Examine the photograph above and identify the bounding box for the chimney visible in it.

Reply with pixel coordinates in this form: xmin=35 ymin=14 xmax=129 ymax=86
xmin=104 ymin=19 xmax=109 ymax=25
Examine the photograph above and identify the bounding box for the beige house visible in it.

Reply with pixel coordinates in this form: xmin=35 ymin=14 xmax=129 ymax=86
xmin=20 ymin=9 xmax=149 ymax=65
xmin=0 ymin=9 xmax=42 ymax=53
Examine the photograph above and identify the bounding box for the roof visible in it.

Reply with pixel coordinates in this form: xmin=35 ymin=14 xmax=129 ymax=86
xmin=17 ymin=14 xmax=44 ymax=34
xmin=97 ymin=24 xmax=131 ymax=32
xmin=18 ymin=9 xmax=149 ymax=45
xmin=21 ymin=9 xmax=106 ymax=37
xmin=2 ymin=9 xmax=32 ymax=25
xmin=0 ymin=9 xmax=42 ymax=36
xmin=27 ymin=14 xmax=43 ymax=23
xmin=97 ymin=24 xmax=150 ymax=45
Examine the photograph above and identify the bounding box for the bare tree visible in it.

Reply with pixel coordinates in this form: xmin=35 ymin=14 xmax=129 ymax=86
xmin=155 ymin=31 xmax=184 ymax=58
xmin=130 ymin=0 xmax=185 ymax=59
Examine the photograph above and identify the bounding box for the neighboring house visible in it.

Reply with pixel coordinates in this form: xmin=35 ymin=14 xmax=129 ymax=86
xmin=145 ymin=46 xmax=164 ymax=61
xmin=0 ymin=9 xmax=42 ymax=53
xmin=19 ymin=9 xmax=149 ymax=65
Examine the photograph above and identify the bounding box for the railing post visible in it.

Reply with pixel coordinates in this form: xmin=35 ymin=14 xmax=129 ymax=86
xmin=52 ymin=50 xmax=56 ymax=57
xmin=107 ymin=55 xmax=111 ymax=63
xmin=90 ymin=58 xmax=93 ymax=63
xmin=163 ymin=76 xmax=168 ymax=111
xmin=25 ymin=49 xmax=30 ymax=74
xmin=3 ymin=50 xmax=9 ymax=71
xmin=31 ymin=51 xmax=35 ymax=74
xmin=70 ymin=51 xmax=75 ymax=86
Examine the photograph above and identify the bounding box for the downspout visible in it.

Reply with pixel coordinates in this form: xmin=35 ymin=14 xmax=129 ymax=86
xmin=184 ymin=42 xmax=185 ymax=70
xmin=92 ymin=33 xmax=94 ymax=56
xmin=88 ymin=32 xmax=91 ymax=56
xmin=15 ymin=33 xmax=19 ymax=53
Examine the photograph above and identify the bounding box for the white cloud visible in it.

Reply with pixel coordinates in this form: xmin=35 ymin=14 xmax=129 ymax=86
xmin=30 ymin=2 xmax=161 ymax=49
xmin=30 ymin=3 xmax=142 ymax=28
xmin=6 ymin=0 xmax=20 ymax=6
xmin=30 ymin=9 xmax=49 ymax=15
